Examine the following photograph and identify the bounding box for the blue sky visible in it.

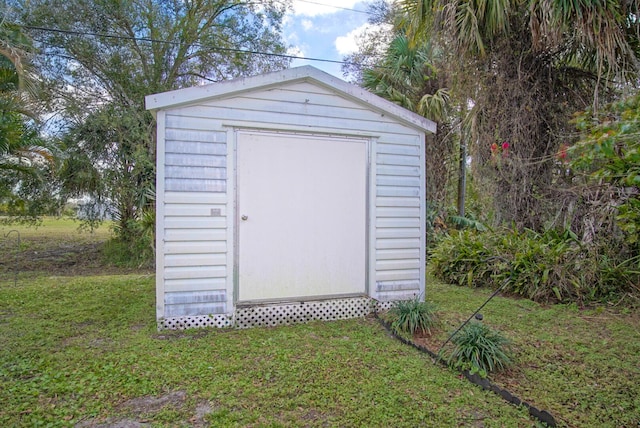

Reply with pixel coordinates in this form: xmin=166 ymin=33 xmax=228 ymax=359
xmin=282 ymin=0 xmax=373 ymax=77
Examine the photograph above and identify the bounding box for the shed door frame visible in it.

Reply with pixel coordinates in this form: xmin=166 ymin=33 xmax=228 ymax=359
xmin=233 ymin=129 xmax=371 ymax=304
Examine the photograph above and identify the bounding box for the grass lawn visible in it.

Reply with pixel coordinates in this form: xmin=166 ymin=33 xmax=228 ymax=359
xmin=0 ymin=275 xmax=534 ymax=427
xmin=1 ymin=219 xmax=638 ymax=426
xmin=0 ymin=217 xmax=147 ymax=277
xmin=424 ymin=279 xmax=640 ymax=427
xmin=0 ymin=217 xmax=112 ymax=244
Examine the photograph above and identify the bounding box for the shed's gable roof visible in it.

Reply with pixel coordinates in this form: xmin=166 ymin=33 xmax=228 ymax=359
xmin=145 ymin=66 xmax=436 ymax=134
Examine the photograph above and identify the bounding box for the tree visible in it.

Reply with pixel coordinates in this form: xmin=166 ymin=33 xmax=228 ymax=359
xmin=571 ymin=94 xmax=640 ymax=246
xmin=396 ymin=0 xmax=640 ymax=230
xmin=0 ymin=19 xmax=58 ymax=221
xmin=341 ymin=0 xmax=396 ymax=83
xmin=361 ymin=33 xmax=454 ymax=211
xmin=13 ymin=0 xmax=291 ymax=250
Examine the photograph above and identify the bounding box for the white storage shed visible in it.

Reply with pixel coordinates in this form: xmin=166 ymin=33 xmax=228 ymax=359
xmin=146 ymin=66 xmax=436 ymax=329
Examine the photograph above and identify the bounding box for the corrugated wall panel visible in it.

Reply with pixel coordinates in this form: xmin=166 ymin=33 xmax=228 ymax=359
xmin=164 ymin=302 xmax=226 ymax=317
xmin=377 ymin=175 xmax=421 ymax=187
xmin=376 ymin=269 xmax=421 ymax=282
xmin=164 ymin=241 xmax=226 ymax=254
xmin=165 ymin=129 xmax=226 ymax=142
xmin=164 ymin=253 xmax=226 ymax=268
xmin=166 ymin=290 xmax=226 ymax=304
xmin=376 ymin=186 xmax=420 ymax=198
xmin=165 ymin=229 xmax=226 ymax=242
xmin=376 ymin=248 xmax=421 ymax=260
xmin=376 ymin=259 xmax=421 ymax=271
xmin=164 ymin=192 xmax=226 ymax=205
xmin=376 ymin=290 xmax=420 ymax=301
xmin=376 ymin=227 xmax=421 ymax=239
xmin=377 ymin=153 xmax=421 ymax=166
xmin=165 ymin=178 xmax=225 ymax=192
xmin=164 ymin=204 xmax=226 ymax=217
xmin=376 ymin=280 xmax=421 ymax=292
xmin=165 ymin=277 xmax=227 ymax=292
xmin=164 ymin=266 xmax=226 ymax=280
xmin=374 ymin=130 xmax=424 ymax=300
xmin=377 ymin=217 xmax=421 ymax=228
xmin=166 ymin=166 xmax=226 ymax=180
xmin=376 ymin=197 xmax=420 ymax=207
xmin=377 ymin=165 xmax=421 ymax=177
xmin=377 ymin=143 xmax=420 ymax=156
xmin=164 ymin=217 xmax=226 ymax=229
xmin=166 ymin=153 xmax=226 ymax=167
xmin=160 ymin=128 xmax=229 ymax=318
xmin=376 ymin=238 xmax=421 ymax=249
xmin=165 ymin=141 xmax=226 ymax=155
xmin=376 ymin=207 xmax=421 ymax=218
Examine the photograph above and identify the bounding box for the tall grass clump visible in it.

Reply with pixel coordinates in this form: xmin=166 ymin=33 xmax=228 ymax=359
xmin=430 ymin=228 xmax=638 ymax=304
xmin=388 ymin=297 xmax=438 ymax=336
xmin=103 ymin=215 xmax=155 ymax=268
xmin=447 ymin=322 xmax=512 ymax=377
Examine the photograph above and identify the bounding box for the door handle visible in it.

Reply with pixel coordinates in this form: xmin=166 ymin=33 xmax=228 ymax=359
xmin=241 ymin=215 xmax=248 ymax=221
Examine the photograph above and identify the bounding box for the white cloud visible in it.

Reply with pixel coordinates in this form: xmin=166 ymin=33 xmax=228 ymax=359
xmin=292 ymin=0 xmax=362 ymax=17
xmin=287 ymin=45 xmax=306 ymax=58
xmin=335 ymin=22 xmax=389 ymax=55
xmin=301 ymin=19 xmax=314 ymax=30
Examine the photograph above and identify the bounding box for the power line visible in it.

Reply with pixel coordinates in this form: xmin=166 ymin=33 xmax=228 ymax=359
xmin=24 ymin=25 xmax=362 ymax=67
xmin=294 ymin=0 xmax=371 ymax=14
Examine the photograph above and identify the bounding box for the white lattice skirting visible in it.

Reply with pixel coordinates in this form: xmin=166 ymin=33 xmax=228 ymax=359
xmin=158 ymin=297 xmax=395 ymax=330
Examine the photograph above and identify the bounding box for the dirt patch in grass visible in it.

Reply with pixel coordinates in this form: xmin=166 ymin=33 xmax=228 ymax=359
xmin=0 ymin=220 xmax=152 ymax=277
xmin=75 ymin=391 xmax=213 ymax=428
xmin=119 ymin=390 xmax=187 ymax=414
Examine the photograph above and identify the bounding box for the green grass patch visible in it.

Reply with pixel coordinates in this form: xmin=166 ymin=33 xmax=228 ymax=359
xmin=0 ymin=217 xmax=150 ymax=277
xmin=0 ymin=274 xmax=533 ymax=427
xmin=0 ymin=217 xmax=112 ymax=243
xmin=426 ymin=276 xmax=640 ymax=427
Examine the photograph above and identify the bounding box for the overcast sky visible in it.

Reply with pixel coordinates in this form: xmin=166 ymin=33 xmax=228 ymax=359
xmin=283 ymin=0 xmax=373 ymax=77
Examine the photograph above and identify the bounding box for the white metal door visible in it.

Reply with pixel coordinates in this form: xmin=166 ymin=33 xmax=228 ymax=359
xmin=237 ymin=131 xmax=367 ymax=302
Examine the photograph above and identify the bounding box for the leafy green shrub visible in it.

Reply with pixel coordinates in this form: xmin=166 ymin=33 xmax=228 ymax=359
xmin=103 ymin=217 xmax=154 ymax=268
xmin=571 ymin=94 xmax=640 ymax=245
xmin=429 ymin=229 xmax=497 ymax=288
xmin=388 ymin=297 xmax=438 ymax=336
xmin=430 ymin=227 xmax=638 ymax=303
xmin=447 ymin=322 xmax=512 ymax=377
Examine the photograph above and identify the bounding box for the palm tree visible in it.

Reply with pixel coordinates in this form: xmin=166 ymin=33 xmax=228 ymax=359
xmin=395 ymin=0 xmax=640 ymax=230
xmin=400 ymin=0 xmax=638 ymax=81
xmin=363 ymin=34 xmax=450 ymax=121
xmin=0 ymin=20 xmax=46 ymax=162
xmin=0 ymin=19 xmax=57 ymax=219
xmin=363 ymin=33 xmax=456 ymax=212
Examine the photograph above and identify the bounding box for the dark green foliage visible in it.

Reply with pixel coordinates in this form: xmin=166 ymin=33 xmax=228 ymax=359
xmin=571 ymin=93 xmax=640 ymax=246
xmin=430 ymin=228 xmax=639 ymax=303
xmin=388 ymin=297 xmax=438 ymax=336
xmin=0 ymin=22 xmax=62 ymax=222
xmin=103 ymin=217 xmax=155 ymax=269
xmin=447 ymin=215 xmax=487 ymax=231
xmin=447 ymin=321 xmax=511 ymax=377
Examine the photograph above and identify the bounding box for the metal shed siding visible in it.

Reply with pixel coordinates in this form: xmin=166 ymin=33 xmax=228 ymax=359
xmin=157 ymin=79 xmax=425 ymax=317
xmin=375 ymin=134 xmax=425 ymax=301
xmin=160 ymin=125 xmax=230 ymax=318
